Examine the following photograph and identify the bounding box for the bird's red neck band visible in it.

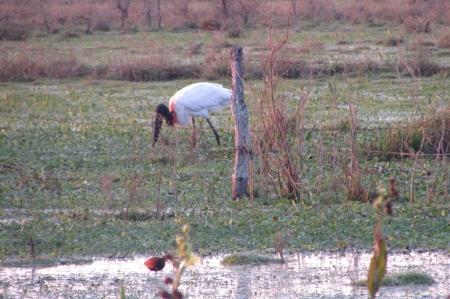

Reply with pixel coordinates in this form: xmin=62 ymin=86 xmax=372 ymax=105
xmin=169 ymin=102 xmax=177 ymax=125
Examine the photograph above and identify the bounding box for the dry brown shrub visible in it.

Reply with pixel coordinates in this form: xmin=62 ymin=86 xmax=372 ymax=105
xmin=93 ymin=20 xmax=111 ymax=31
xmin=383 ymin=36 xmax=404 ymax=47
xmin=227 ymin=26 xmax=242 ymax=38
xmin=437 ymin=30 xmax=450 ymax=48
xmin=301 ymin=41 xmax=324 ymax=52
xmin=412 ymin=38 xmax=436 ymax=47
xmin=203 ymin=49 xmax=230 ymax=80
xmin=2 ymin=0 xmax=450 ymax=36
xmin=347 ymin=5 xmax=368 ymax=24
xmin=0 ymin=51 xmax=79 ymax=82
xmin=254 ymin=83 xmax=307 ymax=200
xmin=374 ymin=2 xmax=404 ymax=24
xmin=45 ymin=56 xmax=79 ymax=78
xmin=424 ymin=107 xmax=450 ymax=155
xmin=100 ymin=175 xmax=114 ymax=202
xmin=187 ymin=42 xmax=203 ymax=56
xmin=360 ymin=106 xmax=450 ymax=161
xmin=0 ymin=24 xmax=31 ymax=40
xmin=402 ymin=49 xmax=440 ymax=76
xmin=200 ymin=19 xmax=221 ymax=31
xmin=110 ymin=57 xmax=200 ymax=81
xmin=402 ymin=16 xmax=432 ymax=33
xmin=40 ymin=171 xmax=61 ymax=195
xmin=337 ymin=38 xmax=350 ymax=45
xmin=293 ymin=0 xmax=338 ymax=22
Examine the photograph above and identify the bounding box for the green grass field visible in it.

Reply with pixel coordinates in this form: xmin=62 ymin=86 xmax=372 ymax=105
xmin=1 ymin=19 xmax=450 ymax=264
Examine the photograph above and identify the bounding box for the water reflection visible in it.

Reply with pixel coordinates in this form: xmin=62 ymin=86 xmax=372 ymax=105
xmin=1 ymin=251 xmax=448 ymax=298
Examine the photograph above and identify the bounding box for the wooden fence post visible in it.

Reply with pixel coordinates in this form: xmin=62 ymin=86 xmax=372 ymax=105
xmin=230 ymin=46 xmax=252 ymax=200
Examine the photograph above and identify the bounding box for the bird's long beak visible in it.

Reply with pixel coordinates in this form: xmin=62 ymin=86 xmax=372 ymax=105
xmin=153 ymin=115 xmax=163 ymax=146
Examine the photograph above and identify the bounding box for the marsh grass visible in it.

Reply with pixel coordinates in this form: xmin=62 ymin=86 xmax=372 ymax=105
xmin=0 ymin=51 xmax=79 ymax=82
xmin=2 ymin=0 xmax=450 ymax=35
xmin=1 ymin=7 xmax=450 ymax=299
xmin=221 ymin=254 xmax=284 ymax=265
xmin=0 ymin=256 xmax=93 ymax=268
xmin=110 ymin=58 xmax=202 ymax=82
xmin=0 ymin=24 xmax=31 ymax=41
xmin=382 ymin=272 xmax=436 ymax=286
xmin=361 ymin=107 xmax=450 ymax=160
xmin=0 ymin=18 xmax=448 ymax=84
xmin=355 ymin=271 xmax=435 ymax=287
xmin=1 ymin=16 xmax=450 ymax=263
xmin=438 ymin=30 xmax=450 ymax=48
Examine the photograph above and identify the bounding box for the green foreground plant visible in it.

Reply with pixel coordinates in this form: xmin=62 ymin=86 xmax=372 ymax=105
xmin=158 ymin=224 xmax=198 ymax=299
xmin=367 ymin=178 xmax=397 ymax=299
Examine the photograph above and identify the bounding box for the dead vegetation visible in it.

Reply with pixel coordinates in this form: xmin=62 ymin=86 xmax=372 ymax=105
xmin=1 ymin=0 xmax=449 ymax=34
xmin=360 ymin=107 xmax=450 ymax=162
xmin=1 ymin=1 xmax=450 ymax=82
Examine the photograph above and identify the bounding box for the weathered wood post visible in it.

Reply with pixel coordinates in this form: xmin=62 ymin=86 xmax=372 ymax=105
xmin=230 ymin=46 xmax=253 ymax=200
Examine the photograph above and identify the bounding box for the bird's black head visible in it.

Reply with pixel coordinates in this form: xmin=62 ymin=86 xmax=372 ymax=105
xmin=153 ymin=104 xmax=174 ymax=146
xmin=155 ymin=104 xmax=174 ymax=126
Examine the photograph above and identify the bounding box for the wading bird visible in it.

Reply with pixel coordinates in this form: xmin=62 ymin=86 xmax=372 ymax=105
xmin=153 ymin=82 xmax=232 ymax=147
xmin=144 ymin=254 xmax=172 ymax=275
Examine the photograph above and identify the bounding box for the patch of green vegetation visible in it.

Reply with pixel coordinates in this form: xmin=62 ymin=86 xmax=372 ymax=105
xmin=383 ymin=272 xmax=435 ymax=286
xmin=1 ymin=256 xmax=93 ymax=267
xmin=436 ymin=50 xmax=450 ymax=57
xmin=0 ymin=77 xmax=449 ymax=265
xmin=221 ymin=254 xmax=284 ymax=265
xmin=1 ymin=17 xmax=450 ymax=266
xmin=0 ymin=198 xmax=448 ymax=265
xmin=355 ymin=271 xmax=435 ymax=286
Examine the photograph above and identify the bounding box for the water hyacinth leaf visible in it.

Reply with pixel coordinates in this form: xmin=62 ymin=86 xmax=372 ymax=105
xmin=305 ymin=130 xmax=312 ymax=141
xmin=368 ymin=232 xmax=387 ymax=299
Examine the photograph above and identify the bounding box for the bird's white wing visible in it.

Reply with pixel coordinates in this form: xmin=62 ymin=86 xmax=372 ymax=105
xmin=170 ymin=82 xmax=232 ymax=126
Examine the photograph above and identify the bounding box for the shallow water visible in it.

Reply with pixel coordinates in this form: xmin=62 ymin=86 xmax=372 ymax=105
xmin=1 ymin=251 xmax=449 ymax=299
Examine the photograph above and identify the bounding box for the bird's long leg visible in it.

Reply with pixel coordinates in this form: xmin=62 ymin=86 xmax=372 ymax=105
xmin=191 ymin=117 xmax=196 ymax=148
xmin=205 ymin=118 xmax=220 ymax=145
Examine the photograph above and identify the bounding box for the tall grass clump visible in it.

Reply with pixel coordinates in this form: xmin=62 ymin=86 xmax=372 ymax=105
xmin=93 ymin=21 xmax=111 ymax=32
xmin=401 ymin=16 xmax=432 ymax=34
xmin=437 ymin=30 xmax=450 ymax=48
xmin=360 ymin=103 xmax=450 ymax=203
xmin=361 ymin=107 xmax=450 ymax=160
xmin=199 ymin=19 xmax=221 ymax=31
xmin=344 ymin=82 xmax=367 ymax=202
xmin=421 ymin=107 xmax=450 ymax=155
xmin=203 ymin=47 xmax=231 ymax=80
xmin=0 ymin=52 xmax=79 ymax=82
xmin=110 ymin=57 xmax=200 ymax=81
xmin=360 ymin=127 xmax=423 ymax=161
xmin=382 ymin=35 xmax=404 ymax=47
xmin=401 ymin=49 xmax=441 ymax=77
xmin=0 ymin=24 xmax=30 ymax=41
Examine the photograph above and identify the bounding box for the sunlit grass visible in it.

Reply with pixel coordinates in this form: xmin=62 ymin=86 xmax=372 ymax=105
xmin=1 ymin=256 xmax=93 ymax=268
xmin=355 ymin=271 xmax=435 ymax=286
xmin=221 ymin=254 xmax=284 ymax=265
xmin=1 ymin=74 xmax=449 ymax=262
xmin=1 ymin=21 xmax=450 ymax=264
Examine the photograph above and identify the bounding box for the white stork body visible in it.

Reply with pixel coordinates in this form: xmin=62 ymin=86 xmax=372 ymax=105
xmin=169 ymin=82 xmax=231 ymax=126
xmin=153 ymin=82 xmax=232 ymax=146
